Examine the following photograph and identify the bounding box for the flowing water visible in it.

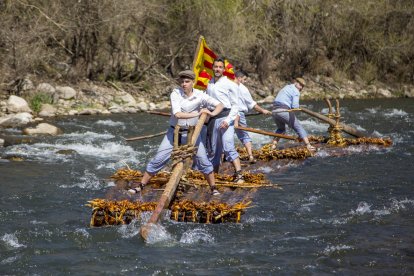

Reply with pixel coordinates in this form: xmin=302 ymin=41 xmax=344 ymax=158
xmin=0 ymin=99 xmax=413 ymax=275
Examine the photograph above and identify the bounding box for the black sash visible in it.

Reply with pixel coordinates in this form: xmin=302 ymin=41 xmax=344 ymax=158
xmin=205 ymin=108 xmax=230 ymax=151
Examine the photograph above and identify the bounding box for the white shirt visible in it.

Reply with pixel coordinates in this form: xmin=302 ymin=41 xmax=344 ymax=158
xmin=237 ymin=83 xmax=257 ymax=113
xmin=206 ymin=76 xmax=239 ymax=124
xmin=169 ymin=87 xmax=220 ymax=127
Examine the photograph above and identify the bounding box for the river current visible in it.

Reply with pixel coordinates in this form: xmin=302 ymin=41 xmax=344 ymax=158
xmin=0 ymin=99 xmax=413 ymax=275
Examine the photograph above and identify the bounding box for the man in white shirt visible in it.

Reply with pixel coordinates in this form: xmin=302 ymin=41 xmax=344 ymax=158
xmin=234 ymin=69 xmax=272 ymax=163
xmin=128 ymin=70 xmax=224 ymax=195
xmin=206 ymin=58 xmax=244 ymax=183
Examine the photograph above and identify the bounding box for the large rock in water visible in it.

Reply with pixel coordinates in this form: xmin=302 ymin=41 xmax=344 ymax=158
xmin=7 ymin=95 xmax=33 ymax=113
xmin=23 ymin=123 xmax=62 ymax=136
xmin=0 ymin=112 xmax=33 ymax=127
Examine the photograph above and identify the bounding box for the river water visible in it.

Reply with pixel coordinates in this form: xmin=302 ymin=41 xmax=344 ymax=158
xmin=0 ymin=99 xmax=413 ymax=275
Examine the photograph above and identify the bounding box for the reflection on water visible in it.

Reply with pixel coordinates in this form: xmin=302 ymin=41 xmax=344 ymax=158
xmin=0 ymin=99 xmax=413 ymax=274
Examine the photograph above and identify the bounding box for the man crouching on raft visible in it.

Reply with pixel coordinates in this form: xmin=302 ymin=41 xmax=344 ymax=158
xmin=128 ymin=70 xmax=224 ymax=196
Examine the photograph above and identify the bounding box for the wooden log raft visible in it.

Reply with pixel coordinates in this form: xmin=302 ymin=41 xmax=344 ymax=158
xmin=140 ymin=113 xmax=207 ymax=240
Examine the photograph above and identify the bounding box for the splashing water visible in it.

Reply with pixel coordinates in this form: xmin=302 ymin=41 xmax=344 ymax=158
xmin=351 ymin=202 xmax=372 ymax=215
xmin=95 ymin=120 xmax=125 ymax=127
xmin=61 ymin=170 xmax=103 ymax=190
xmin=1 ymin=233 xmax=26 ymax=249
xmin=323 ymin=244 xmax=353 ymax=255
xmin=144 ymin=223 xmax=175 ymax=245
xmin=74 ymin=228 xmax=90 ymax=238
xmin=384 ymin=108 xmax=408 ymax=117
xmin=179 ymin=228 xmax=214 ymax=244
xmin=118 ymin=220 xmax=141 ymax=239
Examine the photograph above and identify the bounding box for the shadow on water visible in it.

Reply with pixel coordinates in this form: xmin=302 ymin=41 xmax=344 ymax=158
xmin=0 ymin=99 xmax=413 ymax=274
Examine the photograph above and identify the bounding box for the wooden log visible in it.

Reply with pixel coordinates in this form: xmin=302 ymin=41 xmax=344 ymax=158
xmin=324 ymin=98 xmax=333 ymax=115
xmin=234 ymin=125 xmax=297 ymax=140
xmin=140 ymin=113 xmax=207 ymax=240
xmin=299 ymin=107 xmax=368 ymax=138
xmin=125 ymin=131 xmax=167 ymax=141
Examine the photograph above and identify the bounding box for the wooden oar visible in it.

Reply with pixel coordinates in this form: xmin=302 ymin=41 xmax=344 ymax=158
xmin=273 ymin=108 xmax=302 ymax=113
xmin=299 ymin=107 xmax=368 ymax=138
xmin=149 ymin=110 xmax=264 ymax=117
xmin=235 ymin=125 xmax=297 ymax=140
xmin=125 ymin=131 xmax=167 ymax=141
xmin=140 ymin=113 xmax=207 ymax=241
xmin=147 ymin=111 xmax=170 ymax=117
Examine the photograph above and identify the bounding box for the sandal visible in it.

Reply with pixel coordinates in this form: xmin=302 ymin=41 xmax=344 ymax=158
xmin=248 ymin=155 xmax=257 ymax=164
xmin=306 ymin=144 xmax=316 ymax=151
xmin=212 ymin=189 xmax=220 ymax=196
xmin=233 ymin=171 xmax=245 ymax=184
xmin=127 ymin=182 xmax=144 ymax=194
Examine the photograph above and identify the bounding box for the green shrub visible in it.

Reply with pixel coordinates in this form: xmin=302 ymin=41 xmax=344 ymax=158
xmin=30 ymin=93 xmax=53 ymax=113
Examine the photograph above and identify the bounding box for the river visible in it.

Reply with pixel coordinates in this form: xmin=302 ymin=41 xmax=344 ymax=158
xmin=0 ymin=99 xmax=413 ymax=275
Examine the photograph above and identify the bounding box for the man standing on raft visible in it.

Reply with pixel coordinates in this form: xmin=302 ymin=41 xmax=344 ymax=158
xmin=234 ymin=69 xmax=272 ymax=163
xmin=206 ymin=58 xmax=244 ymax=183
xmin=128 ymin=70 xmax=224 ymax=195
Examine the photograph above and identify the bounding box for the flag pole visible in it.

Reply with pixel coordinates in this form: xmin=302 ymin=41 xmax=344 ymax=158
xmin=192 ymin=35 xmax=204 ymax=71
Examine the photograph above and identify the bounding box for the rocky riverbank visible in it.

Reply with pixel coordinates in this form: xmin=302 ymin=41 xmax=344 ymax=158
xmin=1 ymin=74 xmax=413 ymax=138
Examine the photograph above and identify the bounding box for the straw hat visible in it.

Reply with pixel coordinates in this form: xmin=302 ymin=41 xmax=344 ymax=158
xmin=295 ymin=77 xmax=306 ymax=87
xmin=178 ymin=70 xmax=195 ymax=80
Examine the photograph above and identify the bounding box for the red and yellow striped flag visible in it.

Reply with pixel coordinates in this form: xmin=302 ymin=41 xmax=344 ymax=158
xmin=192 ymin=36 xmax=235 ymax=90
xmin=223 ymin=60 xmax=235 ymax=80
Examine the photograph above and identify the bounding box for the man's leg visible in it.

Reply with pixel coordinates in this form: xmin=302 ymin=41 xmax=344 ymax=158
xmin=235 ymin=113 xmax=255 ymax=162
xmin=209 ymin=118 xmax=225 ymax=172
xmin=222 ymin=123 xmax=244 ymax=183
xmin=271 ymin=112 xmax=288 ymax=149
xmin=128 ymin=128 xmax=174 ymax=194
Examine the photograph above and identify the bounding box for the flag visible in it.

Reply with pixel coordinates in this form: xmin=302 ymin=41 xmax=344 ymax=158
xmin=192 ymin=36 xmax=235 ymax=90
xmin=223 ymin=60 xmax=235 ymax=80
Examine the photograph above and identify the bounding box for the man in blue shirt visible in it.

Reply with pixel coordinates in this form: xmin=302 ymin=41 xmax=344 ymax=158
xmin=272 ymin=77 xmax=315 ymax=151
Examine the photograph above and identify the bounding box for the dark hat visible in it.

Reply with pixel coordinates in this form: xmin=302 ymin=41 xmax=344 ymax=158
xmin=295 ymin=77 xmax=306 ymax=87
xmin=178 ymin=70 xmax=195 ymax=80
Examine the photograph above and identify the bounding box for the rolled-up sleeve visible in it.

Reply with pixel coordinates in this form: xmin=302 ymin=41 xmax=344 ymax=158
xmin=170 ymin=89 xmax=182 ymax=115
xmin=242 ymin=86 xmax=257 ymax=110
xmin=201 ymin=93 xmax=221 ymax=108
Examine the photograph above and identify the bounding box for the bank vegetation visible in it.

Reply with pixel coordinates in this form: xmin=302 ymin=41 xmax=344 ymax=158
xmin=1 ymin=0 xmax=413 ymax=97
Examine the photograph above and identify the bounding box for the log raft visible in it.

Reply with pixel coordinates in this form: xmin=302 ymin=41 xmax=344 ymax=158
xmin=87 ymin=100 xmax=393 ymax=236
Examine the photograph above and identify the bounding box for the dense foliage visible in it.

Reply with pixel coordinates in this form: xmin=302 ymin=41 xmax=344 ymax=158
xmin=0 ymin=0 xmax=413 ymax=86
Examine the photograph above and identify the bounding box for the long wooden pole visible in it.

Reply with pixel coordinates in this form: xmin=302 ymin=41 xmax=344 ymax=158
xmin=299 ymin=107 xmax=367 ymax=138
xmin=149 ymin=111 xmax=267 ymax=118
xmin=234 ymin=125 xmax=297 ymax=140
xmin=140 ymin=113 xmax=207 ymax=241
xmin=147 ymin=111 xmax=170 ymax=117
xmin=192 ymin=36 xmax=204 ymax=73
xmin=125 ymin=131 xmax=167 ymax=141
